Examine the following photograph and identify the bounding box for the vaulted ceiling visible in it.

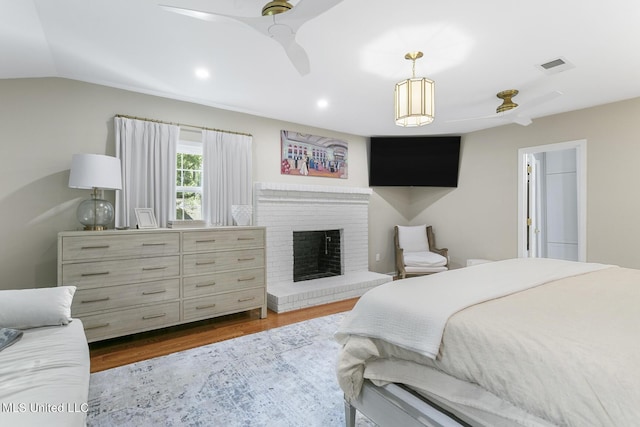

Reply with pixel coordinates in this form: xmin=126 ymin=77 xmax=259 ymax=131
xmin=2 ymin=0 xmax=639 ymax=136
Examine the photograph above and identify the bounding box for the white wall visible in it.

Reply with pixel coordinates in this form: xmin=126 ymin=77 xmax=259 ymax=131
xmin=407 ymin=97 xmax=640 ymax=269
xmin=2 ymin=77 xmax=640 ymax=289
xmin=0 ymin=78 xmax=368 ymax=289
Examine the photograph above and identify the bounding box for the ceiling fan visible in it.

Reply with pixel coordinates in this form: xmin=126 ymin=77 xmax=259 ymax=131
xmin=449 ymin=89 xmax=563 ymax=126
xmin=160 ymin=0 xmax=344 ymax=76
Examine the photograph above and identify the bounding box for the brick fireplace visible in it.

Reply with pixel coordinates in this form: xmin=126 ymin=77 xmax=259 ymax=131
xmin=254 ymin=182 xmax=392 ymax=312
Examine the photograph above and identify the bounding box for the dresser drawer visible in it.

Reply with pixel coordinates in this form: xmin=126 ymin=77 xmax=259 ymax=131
xmin=61 ymin=233 xmax=180 ymax=261
xmin=72 ymin=278 xmax=180 ymax=315
xmin=80 ymin=301 xmax=180 ymax=342
xmin=183 ymin=248 xmax=264 ymax=276
xmin=62 ymin=256 xmax=180 ymax=288
xmin=182 ymin=228 xmax=264 ymax=252
xmin=183 ymin=288 xmax=265 ymax=322
xmin=182 ymin=268 xmax=265 ymax=298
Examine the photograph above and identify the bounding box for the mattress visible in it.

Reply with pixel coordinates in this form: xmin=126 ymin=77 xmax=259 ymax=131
xmin=0 ymin=320 xmax=90 ymax=427
xmin=337 ymin=260 xmax=640 ymax=426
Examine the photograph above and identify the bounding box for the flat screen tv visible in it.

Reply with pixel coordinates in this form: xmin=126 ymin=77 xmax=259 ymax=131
xmin=369 ymin=136 xmax=461 ymax=187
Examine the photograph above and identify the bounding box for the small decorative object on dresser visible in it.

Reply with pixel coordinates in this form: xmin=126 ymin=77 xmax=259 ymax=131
xmin=57 ymin=227 xmax=266 ymax=342
xmin=134 ymin=208 xmax=158 ymax=229
xmin=231 ymin=204 xmax=252 ymax=226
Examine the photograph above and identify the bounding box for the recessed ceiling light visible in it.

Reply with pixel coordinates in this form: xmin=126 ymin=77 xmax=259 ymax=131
xmin=195 ymin=67 xmax=210 ymax=79
xmin=317 ymin=99 xmax=329 ymax=109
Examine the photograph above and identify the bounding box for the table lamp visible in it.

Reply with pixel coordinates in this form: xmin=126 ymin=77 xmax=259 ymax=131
xmin=68 ymin=154 xmax=122 ymax=230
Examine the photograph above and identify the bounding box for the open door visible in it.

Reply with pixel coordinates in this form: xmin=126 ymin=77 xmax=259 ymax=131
xmin=518 ymin=140 xmax=586 ymax=261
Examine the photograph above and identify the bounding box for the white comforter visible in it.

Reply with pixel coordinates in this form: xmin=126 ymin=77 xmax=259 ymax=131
xmin=336 ymin=259 xmax=640 ymax=426
xmin=335 ymin=258 xmax=610 ymax=359
xmin=0 ymin=320 xmax=90 ymax=427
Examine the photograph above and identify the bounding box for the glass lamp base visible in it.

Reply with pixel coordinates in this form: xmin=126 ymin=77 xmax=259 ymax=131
xmin=77 ymin=197 xmax=114 ymax=231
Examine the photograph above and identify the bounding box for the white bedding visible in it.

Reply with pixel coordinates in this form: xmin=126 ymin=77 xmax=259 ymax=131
xmin=335 ymin=258 xmax=610 ymax=359
xmin=337 ymin=260 xmax=640 ymax=426
xmin=0 ymin=320 xmax=90 ymax=427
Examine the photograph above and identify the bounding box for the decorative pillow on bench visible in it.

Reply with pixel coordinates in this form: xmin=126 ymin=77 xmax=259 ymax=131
xmin=0 ymin=286 xmax=76 ymax=330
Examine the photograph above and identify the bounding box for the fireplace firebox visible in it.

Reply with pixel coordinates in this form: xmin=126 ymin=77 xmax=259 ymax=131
xmin=293 ymin=230 xmax=342 ymax=282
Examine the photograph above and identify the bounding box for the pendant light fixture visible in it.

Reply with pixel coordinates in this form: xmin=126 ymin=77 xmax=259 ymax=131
xmin=394 ymin=51 xmax=435 ymax=127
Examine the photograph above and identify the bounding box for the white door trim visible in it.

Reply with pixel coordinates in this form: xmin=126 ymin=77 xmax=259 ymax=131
xmin=517 ymin=140 xmax=587 ymax=261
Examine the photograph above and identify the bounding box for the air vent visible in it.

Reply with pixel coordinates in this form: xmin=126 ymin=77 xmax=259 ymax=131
xmin=536 ymin=56 xmax=575 ymax=75
xmin=541 ymin=58 xmax=566 ymax=69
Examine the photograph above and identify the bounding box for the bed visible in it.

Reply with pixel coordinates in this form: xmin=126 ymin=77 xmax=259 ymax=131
xmin=335 ymin=258 xmax=640 ymax=427
xmin=0 ymin=286 xmax=90 ymax=427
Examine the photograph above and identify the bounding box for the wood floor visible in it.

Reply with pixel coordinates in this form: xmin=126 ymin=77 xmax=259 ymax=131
xmin=89 ymin=298 xmax=358 ymax=373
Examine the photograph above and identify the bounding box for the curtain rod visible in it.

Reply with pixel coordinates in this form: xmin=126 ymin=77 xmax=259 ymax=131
xmin=115 ymin=114 xmax=252 ymax=137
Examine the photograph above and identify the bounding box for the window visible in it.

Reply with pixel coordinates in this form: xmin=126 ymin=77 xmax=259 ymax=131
xmin=176 ymin=141 xmax=203 ymax=220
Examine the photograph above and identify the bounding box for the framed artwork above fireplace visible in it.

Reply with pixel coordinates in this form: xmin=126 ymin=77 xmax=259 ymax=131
xmin=280 ymin=130 xmax=348 ymax=179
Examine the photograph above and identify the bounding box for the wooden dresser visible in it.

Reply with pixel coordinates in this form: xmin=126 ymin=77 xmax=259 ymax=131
xmin=57 ymin=227 xmax=266 ymax=342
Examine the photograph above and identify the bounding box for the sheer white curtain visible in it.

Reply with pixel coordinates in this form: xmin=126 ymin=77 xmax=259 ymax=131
xmin=202 ymin=130 xmax=253 ymax=226
xmin=114 ymin=117 xmax=179 ymax=228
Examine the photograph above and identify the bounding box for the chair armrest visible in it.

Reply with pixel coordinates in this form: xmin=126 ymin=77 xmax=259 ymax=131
xmin=431 ymin=247 xmax=448 ymax=256
xmin=431 ymin=247 xmax=449 ymax=267
xmin=395 ymin=247 xmax=407 ymax=279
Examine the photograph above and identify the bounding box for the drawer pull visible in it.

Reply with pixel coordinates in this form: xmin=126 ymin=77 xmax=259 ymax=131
xmin=237 ymin=276 xmax=256 ymax=282
xmin=195 ymin=260 xmax=216 ymax=266
xmin=85 ymin=323 xmax=110 ymax=330
xmin=142 ymin=313 xmax=166 ymax=320
xmin=142 ymin=289 xmax=167 ymax=295
xmin=238 ymin=297 xmax=256 ymax=302
xmin=142 ymin=242 xmax=167 ymax=246
xmin=195 ymin=239 xmax=216 ymax=243
xmin=81 ymin=271 xmax=110 ymax=277
xmin=238 ymin=257 xmax=255 ymax=262
xmin=195 ymin=304 xmax=216 ymax=310
xmin=81 ymin=297 xmax=110 ymax=303
xmin=142 ymin=266 xmax=168 ymax=271
xmin=237 ymin=237 xmax=255 ymax=241
xmin=195 ymin=282 xmax=216 ymax=288
xmin=81 ymin=245 xmax=110 ymax=250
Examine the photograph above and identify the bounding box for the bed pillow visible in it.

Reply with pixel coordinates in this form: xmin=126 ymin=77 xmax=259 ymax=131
xmin=397 ymin=225 xmax=429 ymax=252
xmin=0 ymin=286 xmax=76 ymax=329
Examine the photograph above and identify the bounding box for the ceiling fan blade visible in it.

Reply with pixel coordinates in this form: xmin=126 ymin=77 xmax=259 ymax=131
xmin=512 ymin=115 xmax=533 ymax=126
xmin=283 ymin=40 xmax=310 ymax=75
xmin=446 ymin=107 xmax=517 ymax=123
xmin=161 ymin=4 xmax=268 ymax=29
xmin=284 ymin=0 xmax=344 ymax=28
xmin=160 ymin=3 xmax=314 ymax=76
xmin=521 ymin=90 xmax=563 ymax=111
xmin=159 ymin=5 xmax=224 ymax=22
xmin=446 ymin=114 xmax=498 ymax=123
xmin=448 ymin=90 xmax=562 ymax=125
xmin=268 ymin=24 xmax=310 ymax=75
xmin=507 ymin=90 xmax=562 ymax=126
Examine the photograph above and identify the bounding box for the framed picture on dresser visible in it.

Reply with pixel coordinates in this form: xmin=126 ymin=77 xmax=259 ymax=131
xmin=134 ymin=208 xmax=157 ymax=229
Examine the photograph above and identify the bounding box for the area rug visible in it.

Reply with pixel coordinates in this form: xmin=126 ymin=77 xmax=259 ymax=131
xmin=87 ymin=312 xmax=375 ymax=426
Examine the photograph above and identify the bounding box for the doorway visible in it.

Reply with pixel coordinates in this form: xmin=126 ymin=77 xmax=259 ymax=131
xmin=517 ymin=140 xmax=587 ymax=261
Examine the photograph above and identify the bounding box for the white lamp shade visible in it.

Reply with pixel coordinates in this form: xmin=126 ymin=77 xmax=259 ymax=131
xmin=69 ymin=154 xmax=122 ymax=190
